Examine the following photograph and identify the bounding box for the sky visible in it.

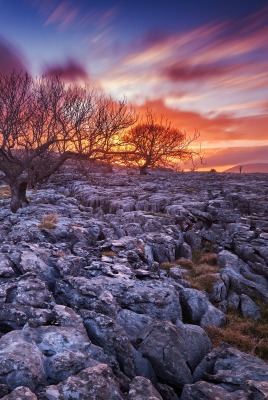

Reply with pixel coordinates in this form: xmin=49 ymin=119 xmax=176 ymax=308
xmin=0 ymin=0 xmax=267 ymax=171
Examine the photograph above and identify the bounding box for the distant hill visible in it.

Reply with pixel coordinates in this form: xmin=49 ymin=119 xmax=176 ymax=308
xmin=224 ymin=163 xmax=268 ymax=173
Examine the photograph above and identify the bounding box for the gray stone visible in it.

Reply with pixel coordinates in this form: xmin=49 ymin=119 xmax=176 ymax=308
xmin=0 ymin=254 xmax=16 ymax=278
xmin=1 ymin=386 xmax=38 ymax=399
xmin=240 ymin=294 xmax=261 ymax=320
xmin=56 ymin=276 xmax=120 ymax=318
xmin=22 ymin=323 xmax=91 ymax=356
xmin=180 ymin=288 xmax=226 ymax=327
xmin=210 ymin=279 xmax=227 ymax=303
xmin=42 ymin=364 xmax=124 ymax=399
xmin=227 ymin=291 xmax=240 ymax=309
xmin=178 ymin=322 xmax=212 ymax=371
xmin=116 ymin=309 xmax=153 ymax=344
xmin=218 ymin=250 xmax=240 ymax=272
xmin=200 ymin=304 xmax=227 ymax=328
xmin=179 ymin=242 xmax=193 ymax=260
xmin=180 ymin=381 xmax=247 ymax=400
xmin=10 ymin=277 xmax=55 ymax=308
xmin=245 ymin=380 xmax=268 ymax=399
xmin=137 ymin=320 xmax=193 ymax=388
xmin=82 ymin=311 xmax=136 ymax=378
xmin=128 ymin=376 xmax=163 ymax=400
xmin=209 ymin=347 xmax=268 ymax=391
xmin=156 ymin=383 xmax=180 ymax=400
xmin=0 ymin=331 xmax=46 ymax=392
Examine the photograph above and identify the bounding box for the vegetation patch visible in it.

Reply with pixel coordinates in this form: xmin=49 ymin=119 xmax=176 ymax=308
xmin=175 ymin=244 xmax=268 ymax=362
xmin=39 ymin=214 xmax=58 ymax=230
xmin=101 ymin=250 xmax=117 ymax=257
xmin=0 ymin=186 xmax=11 ymax=200
xmin=160 ymin=261 xmax=181 ymax=272
xmin=174 ymin=251 xmax=220 ymax=293
xmin=206 ymin=305 xmax=268 ymax=361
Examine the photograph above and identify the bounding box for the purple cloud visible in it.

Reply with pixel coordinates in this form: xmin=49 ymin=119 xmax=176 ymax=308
xmin=42 ymin=59 xmax=89 ymax=82
xmin=162 ymin=62 xmax=230 ymax=82
xmin=0 ymin=37 xmax=28 ymax=74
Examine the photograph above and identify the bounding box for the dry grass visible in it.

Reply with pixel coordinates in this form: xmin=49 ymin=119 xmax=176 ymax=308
xmin=52 ymin=251 xmax=66 ymax=258
xmin=199 ymin=252 xmax=218 ymax=265
xmin=206 ymin=307 xmax=268 ymax=361
xmin=0 ymin=186 xmax=11 ymax=199
xmin=188 ymin=272 xmax=219 ymax=293
xmin=101 ymin=250 xmax=117 ymax=257
xmin=165 ymin=243 xmax=268 ymax=362
xmin=39 ymin=213 xmax=58 ymax=230
xmin=160 ymin=261 xmax=181 ymax=272
xmin=172 ymin=255 xmax=220 ymax=294
xmin=175 ymin=258 xmax=195 ymax=270
xmin=191 ymin=263 xmax=219 ymax=276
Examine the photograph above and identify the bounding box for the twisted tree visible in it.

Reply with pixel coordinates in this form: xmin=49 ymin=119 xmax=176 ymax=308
xmin=0 ymin=71 xmax=136 ymax=212
xmin=121 ymin=110 xmax=201 ymax=174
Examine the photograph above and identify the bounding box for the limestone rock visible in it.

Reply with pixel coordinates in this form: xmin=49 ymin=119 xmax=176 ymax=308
xmin=42 ymin=364 xmax=124 ymax=400
xmin=128 ymin=376 xmax=163 ymax=399
xmin=0 ymin=331 xmax=46 ymax=392
xmin=1 ymin=386 xmax=38 ymax=399
xmin=180 ymin=381 xmax=246 ymax=400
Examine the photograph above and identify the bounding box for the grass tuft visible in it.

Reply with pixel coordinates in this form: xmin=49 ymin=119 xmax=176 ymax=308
xmin=206 ymin=306 xmax=268 ymax=361
xmin=0 ymin=186 xmax=11 ymax=199
xmin=39 ymin=213 xmax=58 ymax=230
xmin=101 ymin=250 xmax=117 ymax=257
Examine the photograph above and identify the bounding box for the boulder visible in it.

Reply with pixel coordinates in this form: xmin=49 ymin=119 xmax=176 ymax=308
xmin=196 ymin=346 xmax=268 ymax=392
xmin=240 ymin=294 xmax=261 ymax=320
xmin=180 ymin=288 xmax=226 ymax=327
xmin=137 ymin=320 xmax=193 ymax=388
xmin=82 ymin=311 xmax=136 ymax=379
xmin=116 ymin=309 xmax=153 ymax=344
xmin=244 ymin=380 xmax=268 ymax=399
xmin=180 ymin=381 xmax=246 ymax=400
xmin=0 ymin=331 xmax=46 ymax=392
xmin=128 ymin=376 xmax=163 ymax=400
xmin=42 ymin=364 xmax=124 ymax=400
xmin=1 ymin=386 xmax=38 ymax=399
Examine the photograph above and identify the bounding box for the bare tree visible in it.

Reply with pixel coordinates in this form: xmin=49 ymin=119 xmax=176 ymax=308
xmin=121 ymin=110 xmax=201 ymax=174
xmin=0 ymin=71 xmax=136 ymax=212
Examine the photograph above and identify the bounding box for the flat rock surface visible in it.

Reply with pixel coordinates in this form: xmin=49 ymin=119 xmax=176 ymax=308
xmin=0 ymin=170 xmax=267 ymax=399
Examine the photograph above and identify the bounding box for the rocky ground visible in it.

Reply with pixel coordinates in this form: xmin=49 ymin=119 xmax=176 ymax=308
xmin=0 ymin=170 xmax=267 ymax=399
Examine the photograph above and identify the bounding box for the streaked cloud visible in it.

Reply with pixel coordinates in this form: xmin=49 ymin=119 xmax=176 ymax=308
xmin=101 ymin=6 xmax=268 ymax=119
xmin=44 ymin=2 xmax=79 ymax=29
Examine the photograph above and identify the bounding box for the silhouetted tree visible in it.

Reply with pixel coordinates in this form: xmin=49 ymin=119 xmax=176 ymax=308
xmin=0 ymin=71 xmax=136 ymax=212
xmin=121 ymin=110 xmax=200 ymax=174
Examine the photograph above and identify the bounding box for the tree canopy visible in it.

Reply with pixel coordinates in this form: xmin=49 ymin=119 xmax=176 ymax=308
xmin=121 ymin=111 xmax=200 ymax=174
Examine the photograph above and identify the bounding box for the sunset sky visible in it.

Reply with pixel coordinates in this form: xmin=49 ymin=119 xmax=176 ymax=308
xmin=0 ymin=0 xmax=267 ymax=171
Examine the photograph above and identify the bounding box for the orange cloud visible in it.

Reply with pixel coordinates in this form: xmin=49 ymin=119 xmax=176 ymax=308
xmin=135 ymin=98 xmax=268 ymax=143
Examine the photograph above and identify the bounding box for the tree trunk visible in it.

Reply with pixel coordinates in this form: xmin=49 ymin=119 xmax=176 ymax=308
xmin=139 ymin=164 xmax=148 ymax=175
xmin=10 ymin=181 xmax=29 ymax=213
